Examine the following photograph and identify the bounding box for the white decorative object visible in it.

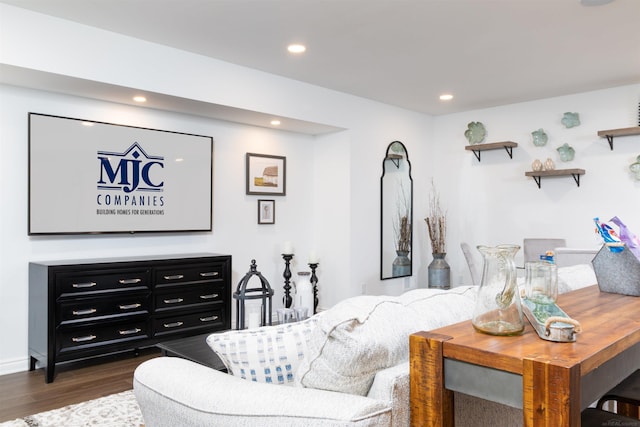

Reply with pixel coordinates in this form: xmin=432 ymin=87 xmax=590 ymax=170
xmin=544 ymin=158 xmax=556 ymax=171
xmin=294 ymin=272 xmax=314 ymax=316
xmin=282 ymin=241 xmax=293 ymax=254
xmin=532 ymin=159 xmax=543 ymax=171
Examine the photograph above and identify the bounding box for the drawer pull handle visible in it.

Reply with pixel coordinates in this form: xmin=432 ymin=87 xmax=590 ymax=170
xmin=200 ymin=272 xmax=219 ymax=277
xmin=72 ymin=282 xmax=97 ymax=288
xmin=163 ymin=321 xmax=183 ymax=329
xmin=163 ymin=274 xmax=184 ymax=280
xmin=200 ymin=315 xmax=218 ymax=322
xmin=199 ymin=294 xmax=219 ymax=299
xmin=119 ymin=303 xmax=142 ymax=310
xmin=72 ymin=335 xmax=97 ymax=342
xmin=119 ymin=278 xmax=142 ymax=284
xmin=119 ymin=328 xmax=142 ymax=335
xmin=72 ymin=308 xmax=97 ymax=316
xmin=163 ymin=298 xmax=184 ymax=304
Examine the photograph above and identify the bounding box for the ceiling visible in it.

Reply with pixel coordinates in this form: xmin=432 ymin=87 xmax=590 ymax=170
xmin=2 ymin=0 xmax=640 ymax=117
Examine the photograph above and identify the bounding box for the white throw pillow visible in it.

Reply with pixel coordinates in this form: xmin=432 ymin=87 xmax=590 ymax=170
xmin=296 ymin=295 xmax=420 ymax=396
xmin=206 ymin=315 xmax=320 ymax=386
xmin=557 ymin=264 xmax=597 ymax=294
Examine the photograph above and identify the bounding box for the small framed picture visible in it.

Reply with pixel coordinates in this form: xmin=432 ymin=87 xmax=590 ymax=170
xmin=257 ymin=199 xmax=275 ymax=224
xmin=246 ymin=153 xmax=286 ymax=196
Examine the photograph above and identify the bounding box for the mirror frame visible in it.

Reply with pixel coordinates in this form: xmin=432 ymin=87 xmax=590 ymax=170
xmin=380 ymin=141 xmax=413 ymax=280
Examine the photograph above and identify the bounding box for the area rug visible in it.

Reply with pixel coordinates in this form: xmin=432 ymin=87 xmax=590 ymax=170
xmin=0 ymin=390 xmax=143 ymax=427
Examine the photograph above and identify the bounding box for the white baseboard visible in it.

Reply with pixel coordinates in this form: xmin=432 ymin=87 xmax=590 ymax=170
xmin=0 ymin=357 xmax=28 ymax=376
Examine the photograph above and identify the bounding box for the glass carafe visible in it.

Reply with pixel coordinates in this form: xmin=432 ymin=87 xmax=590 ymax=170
xmin=472 ymin=244 xmax=525 ymax=336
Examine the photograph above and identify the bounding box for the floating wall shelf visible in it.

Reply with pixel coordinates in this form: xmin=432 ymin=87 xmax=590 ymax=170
xmin=525 ymin=168 xmax=585 ymax=189
xmin=385 ymin=154 xmax=403 ymax=168
xmin=465 ymin=141 xmax=518 ymax=162
xmin=597 ymin=126 xmax=640 ymax=150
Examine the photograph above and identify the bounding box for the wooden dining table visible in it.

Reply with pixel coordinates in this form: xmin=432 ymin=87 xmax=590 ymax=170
xmin=409 ymin=285 xmax=640 ymax=426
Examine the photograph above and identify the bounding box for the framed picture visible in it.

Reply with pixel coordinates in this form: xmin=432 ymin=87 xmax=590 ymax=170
xmin=246 ymin=153 xmax=286 ymax=195
xmin=258 ymin=199 xmax=275 ymax=224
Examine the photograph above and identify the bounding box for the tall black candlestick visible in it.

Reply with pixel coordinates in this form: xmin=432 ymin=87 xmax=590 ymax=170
xmin=282 ymin=254 xmax=294 ymax=308
xmin=308 ymin=262 xmax=319 ymax=314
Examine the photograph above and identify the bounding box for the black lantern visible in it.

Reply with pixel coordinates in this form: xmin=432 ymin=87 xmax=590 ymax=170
xmin=233 ymin=259 xmax=274 ymax=329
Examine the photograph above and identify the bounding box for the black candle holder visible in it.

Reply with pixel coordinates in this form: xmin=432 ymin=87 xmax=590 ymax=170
xmin=308 ymin=262 xmax=319 ymax=314
xmin=282 ymin=254 xmax=294 ymax=308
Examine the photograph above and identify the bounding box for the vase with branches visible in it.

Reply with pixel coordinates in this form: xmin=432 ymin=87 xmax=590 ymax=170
xmin=392 ymin=182 xmax=412 ymax=277
xmin=424 ymin=180 xmax=450 ymax=288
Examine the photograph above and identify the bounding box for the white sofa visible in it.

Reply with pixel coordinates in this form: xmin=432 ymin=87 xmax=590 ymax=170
xmin=133 ymin=265 xmax=597 ymax=427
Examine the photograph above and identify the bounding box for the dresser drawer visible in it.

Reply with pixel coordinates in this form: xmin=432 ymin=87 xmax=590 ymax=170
xmin=57 ymin=269 xmax=150 ymax=297
xmin=58 ymin=292 xmax=151 ymax=325
xmin=154 ymin=263 xmax=225 ymax=286
xmin=155 ymin=283 xmax=224 ymax=311
xmin=153 ymin=308 xmax=225 ymax=336
xmin=57 ymin=320 xmax=150 ymax=353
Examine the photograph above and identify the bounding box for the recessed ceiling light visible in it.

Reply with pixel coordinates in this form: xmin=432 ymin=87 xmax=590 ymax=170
xmin=287 ymin=44 xmax=306 ymax=54
xmin=133 ymin=95 xmax=147 ymax=103
xmin=270 ymin=120 xmax=281 ymax=126
xmin=439 ymin=94 xmax=454 ymax=101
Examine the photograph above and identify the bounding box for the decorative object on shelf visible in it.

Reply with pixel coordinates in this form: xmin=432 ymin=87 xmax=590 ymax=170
xmin=531 ymin=128 xmax=548 ymax=147
xmin=281 ymin=254 xmax=294 ymax=308
xmin=464 ymin=121 xmax=487 ymax=145
xmin=308 ymin=261 xmax=319 ymax=314
xmin=425 ymin=180 xmax=449 ymax=288
xmin=472 ymin=244 xmax=525 ymax=336
xmin=532 ymin=159 xmax=543 ymax=171
xmin=257 ymin=199 xmax=275 ymax=224
xmin=556 ymin=143 xmax=575 ymax=162
xmin=630 ymin=155 xmax=640 ymax=180
xmin=233 ymin=259 xmax=274 ymax=330
xmin=544 ymin=158 xmax=556 ymax=171
xmin=293 ymin=272 xmax=314 ymax=320
xmin=246 ymin=152 xmax=286 ymax=196
xmin=561 ymin=112 xmax=580 ymax=128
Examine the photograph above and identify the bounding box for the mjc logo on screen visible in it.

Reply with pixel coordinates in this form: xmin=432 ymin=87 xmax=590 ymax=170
xmin=96 ymin=142 xmax=165 ymax=212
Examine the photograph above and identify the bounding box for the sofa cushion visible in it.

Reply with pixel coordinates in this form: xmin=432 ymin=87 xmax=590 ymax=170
xmin=557 ymin=263 xmax=597 ymax=294
xmin=206 ymin=316 xmax=320 ymax=385
xmin=400 ymin=286 xmax=478 ymax=331
xmin=296 ymin=295 xmax=421 ymax=396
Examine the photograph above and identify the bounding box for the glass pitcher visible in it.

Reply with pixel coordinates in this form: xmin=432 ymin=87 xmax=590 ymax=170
xmin=472 ymin=244 xmax=525 ymax=336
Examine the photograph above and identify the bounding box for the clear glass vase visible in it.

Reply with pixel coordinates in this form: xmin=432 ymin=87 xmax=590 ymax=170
xmin=472 ymin=244 xmax=524 ymax=336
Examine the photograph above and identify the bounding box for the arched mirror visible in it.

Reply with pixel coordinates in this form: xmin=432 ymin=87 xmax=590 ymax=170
xmin=380 ymin=141 xmax=413 ymax=280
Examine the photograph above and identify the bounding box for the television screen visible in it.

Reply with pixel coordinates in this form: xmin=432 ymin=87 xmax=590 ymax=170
xmin=28 ymin=113 xmax=213 ymax=235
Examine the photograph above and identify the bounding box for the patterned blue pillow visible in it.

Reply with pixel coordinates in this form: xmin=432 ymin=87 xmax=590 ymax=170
xmin=206 ymin=315 xmax=320 ymax=385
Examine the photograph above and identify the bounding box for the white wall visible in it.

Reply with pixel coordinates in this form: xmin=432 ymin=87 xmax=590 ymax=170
xmin=0 ymin=4 xmax=432 ymax=374
xmin=1 ymin=4 xmax=638 ymax=376
xmin=435 ymin=85 xmax=640 ymax=286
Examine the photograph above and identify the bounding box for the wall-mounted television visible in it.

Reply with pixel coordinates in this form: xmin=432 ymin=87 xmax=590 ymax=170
xmin=28 ymin=113 xmax=213 ymax=235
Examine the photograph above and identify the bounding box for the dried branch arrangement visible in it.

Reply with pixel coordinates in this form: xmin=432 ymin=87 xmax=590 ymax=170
xmin=425 ymin=180 xmax=446 ymax=254
xmin=394 ymin=181 xmax=411 ymax=252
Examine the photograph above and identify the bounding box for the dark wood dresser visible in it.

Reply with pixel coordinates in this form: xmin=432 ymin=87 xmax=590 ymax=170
xmin=28 ymin=253 xmax=231 ymax=382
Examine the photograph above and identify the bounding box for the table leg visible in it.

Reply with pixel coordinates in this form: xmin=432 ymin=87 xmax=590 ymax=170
xmin=410 ymin=331 xmax=454 ymax=427
xmin=523 ymin=357 xmax=580 ymax=426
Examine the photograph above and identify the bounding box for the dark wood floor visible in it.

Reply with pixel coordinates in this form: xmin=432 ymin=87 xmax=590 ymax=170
xmin=0 ymin=348 xmax=161 ymax=422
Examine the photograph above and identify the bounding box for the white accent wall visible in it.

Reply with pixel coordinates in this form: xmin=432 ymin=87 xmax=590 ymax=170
xmin=1 ymin=3 xmax=639 ymax=374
